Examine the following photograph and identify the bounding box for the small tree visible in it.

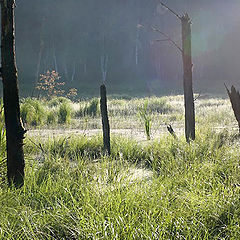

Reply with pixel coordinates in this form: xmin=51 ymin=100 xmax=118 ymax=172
xmin=1 ymin=0 xmax=26 ymax=187
xmin=36 ymin=70 xmax=65 ymax=98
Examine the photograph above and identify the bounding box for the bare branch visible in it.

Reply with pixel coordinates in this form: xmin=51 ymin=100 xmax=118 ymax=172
xmin=158 ymin=1 xmax=181 ymax=20
xmin=167 ymin=125 xmax=177 ymax=139
xmin=194 ymin=92 xmax=202 ymax=101
xmin=152 ymin=26 xmax=183 ymax=53
xmin=156 ymin=39 xmax=169 ymax=42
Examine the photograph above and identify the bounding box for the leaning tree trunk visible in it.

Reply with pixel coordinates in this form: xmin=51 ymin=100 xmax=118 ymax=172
xmin=225 ymin=85 xmax=240 ymax=133
xmin=1 ymin=0 xmax=26 ymax=187
xmin=181 ymin=14 xmax=195 ymax=142
xmin=100 ymin=84 xmax=110 ymax=155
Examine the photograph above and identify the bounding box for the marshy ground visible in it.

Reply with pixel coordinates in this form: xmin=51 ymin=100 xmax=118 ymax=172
xmin=0 ymin=95 xmax=240 ymax=239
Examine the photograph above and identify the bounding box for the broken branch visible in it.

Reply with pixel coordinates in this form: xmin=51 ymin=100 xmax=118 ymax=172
xmin=158 ymin=1 xmax=181 ymax=20
xmin=152 ymin=26 xmax=183 ymax=53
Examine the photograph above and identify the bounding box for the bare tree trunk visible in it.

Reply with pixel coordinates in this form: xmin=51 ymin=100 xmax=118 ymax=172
xmin=181 ymin=14 xmax=195 ymax=142
xmin=32 ymin=17 xmax=45 ymax=97
xmin=225 ymin=85 xmax=240 ymax=133
xmin=1 ymin=0 xmax=26 ymax=187
xmin=135 ymin=21 xmax=140 ymax=67
xmin=100 ymin=84 xmax=110 ymax=155
xmin=71 ymin=61 xmax=76 ymax=82
xmin=52 ymin=39 xmax=58 ymax=72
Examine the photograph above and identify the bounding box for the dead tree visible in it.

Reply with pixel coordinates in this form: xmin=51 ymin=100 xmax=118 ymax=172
xmin=225 ymin=85 xmax=240 ymax=133
xmin=1 ymin=0 xmax=26 ymax=187
xmin=100 ymin=84 xmax=110 ymax=155
xmin=181 ymin=14 xmax=195 ymax=142
xmin=153 ymin=2 xmax=195 ymax=142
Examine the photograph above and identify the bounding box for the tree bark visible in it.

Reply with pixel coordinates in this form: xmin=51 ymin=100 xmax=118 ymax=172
xmin=1 ymin=0 xmax=26 ymax=187
xmin=181 ymin=14 xmax=195 ymax=142
xmin=225 ymin=85 xmax=240 ymax=133
xmin=100 ymin=84 xmax=110 ymax=155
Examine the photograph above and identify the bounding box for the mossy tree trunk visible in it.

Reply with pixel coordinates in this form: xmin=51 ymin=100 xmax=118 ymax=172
xmin=181 ymin=14 xmax=195 ymax=142
xmin=100 ymin=84 xmax=110 ymax=155
xmin=1 ymin=0 xmax=26 ymax=187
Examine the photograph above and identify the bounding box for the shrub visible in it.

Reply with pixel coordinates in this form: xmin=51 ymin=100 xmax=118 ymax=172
xmin=58 ymin=102 xmax=72 ymax=124
xmin=75 ymin=98 xmax=99 ymax=118
xmin=36 ymin=70 xmax=65 ymax=98
xmin=47 ymin=110 xmax=57 ymax=124
xmin=20 ymin=98 xmax=45 ymax=126
xmin=85 ymin=98 xmax=99 ymax=117
xmin=48 ymin=97 xmax=71 ymax=108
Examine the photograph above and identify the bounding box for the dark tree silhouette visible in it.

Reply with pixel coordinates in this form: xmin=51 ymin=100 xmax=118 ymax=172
xmin=181 ymin=14 xmax=195 ymax=142
xmin=100 ymin=84 xmax=110 ymax=155
xmin=225 ymin=85 xmax=240 ymax=133
xmin=153 ymin=2 xmax=195 ymax=142
xmin=1 ymin=0 xmax=26 ymax=187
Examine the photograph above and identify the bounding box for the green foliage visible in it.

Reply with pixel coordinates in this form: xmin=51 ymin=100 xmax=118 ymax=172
xmin=58 ymin=102 xmax=72 ymax=124
xmin=48 ymin=97 xmax=71 ymax=107
xmin=76 ymin=98 xmax=100 ymax=118
xmin=86 ymin=98 xmax=99 ymax=117
xmin=1 ymin=129 xmax=240 ymax=239
xmin=46 ymin=110 xmax=57 ymax=125
xmin=138 ymin=101 xmax=152 ymax=140
xmin=20 ymin=98 xmax=45 ymax=126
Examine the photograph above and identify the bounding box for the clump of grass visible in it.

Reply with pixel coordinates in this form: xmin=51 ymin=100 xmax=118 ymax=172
xmin=85 ymin=98 xmax=99 ymax=117
xmin=138 ymin=101 xmax=152 ymax=140
xmin=76 ymin=98 xmax=99 ymax=117
xmin=46 ymin=110 xmax=57 ymax=125
xmin=48 ymin=97 xmax=71 ymax=107
xmin=147 ymin=97 xmax=172 ymax=114
xmin=58 ymin=102 xmax=72 ymax=124
xmin=20 ymin=98 xmax=45 ymax=126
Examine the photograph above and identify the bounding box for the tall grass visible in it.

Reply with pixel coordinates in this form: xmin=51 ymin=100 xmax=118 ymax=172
xmin=20 ymin=98 xmax=45 ymax=126
xmin=2 ymin=95 xmax=238 ymax=238
xmin=138 ymin=101 xmax=152 ymax=140
xmin=75 ymin=98 xmax=100 ymax=117
xmin=58 ymin=102 xmax=72 ymax=124
xmin=0 ymin=128 xmax=240 ymax=239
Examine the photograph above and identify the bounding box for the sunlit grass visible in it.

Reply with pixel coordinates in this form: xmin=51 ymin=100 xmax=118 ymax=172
xmin=1 ymin=129 xmax=240 ymax=239
xmin=0 ymin=95 xmax=239 ymax=239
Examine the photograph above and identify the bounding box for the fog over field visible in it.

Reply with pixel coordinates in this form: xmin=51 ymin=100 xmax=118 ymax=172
xmin=1 ymin=0 xmax=238 ymax=96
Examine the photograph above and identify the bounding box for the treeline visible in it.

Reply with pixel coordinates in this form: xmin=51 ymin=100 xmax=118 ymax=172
xmin=12 ymin=0 xmax=240 ymax=96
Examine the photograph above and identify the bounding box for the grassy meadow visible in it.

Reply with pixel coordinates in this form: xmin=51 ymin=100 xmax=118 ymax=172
xmin=0 ymin=95 xmax=240 ymax=239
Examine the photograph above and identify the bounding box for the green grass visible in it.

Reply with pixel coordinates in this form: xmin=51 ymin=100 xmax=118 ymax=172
xmin=1 ymin=95 xmax=240 ymax=239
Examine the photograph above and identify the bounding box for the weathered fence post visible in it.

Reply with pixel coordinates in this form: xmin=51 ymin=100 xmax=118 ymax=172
xmin=181 ymin=14 xmax=195 ymax=142
xmin=100 ymin=84 xmax=110 ymax=155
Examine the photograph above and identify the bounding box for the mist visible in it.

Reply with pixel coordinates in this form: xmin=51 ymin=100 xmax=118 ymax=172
xmin=8 ymin=0 xmax=240 ymax=96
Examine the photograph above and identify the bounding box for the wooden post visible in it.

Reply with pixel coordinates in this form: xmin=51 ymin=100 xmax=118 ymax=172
xmin=1 ymin=0 xmax=26 ymax=187
xmin=181 ymin=14 xmax=195 ymax=142
xmin=100 ymin=84 xmax=110 ymax=155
